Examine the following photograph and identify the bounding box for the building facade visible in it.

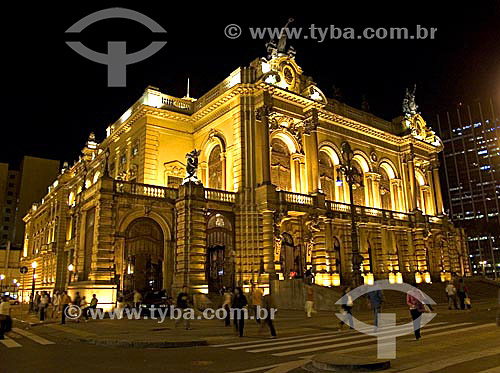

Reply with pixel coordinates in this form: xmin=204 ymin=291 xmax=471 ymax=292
xmin=1 ymin=156 xmax=59 ymax=296
xmin=436 ymin=99 xmax=499 ymax=277
xmin=19 ymin=47 xmax=470 ymax=308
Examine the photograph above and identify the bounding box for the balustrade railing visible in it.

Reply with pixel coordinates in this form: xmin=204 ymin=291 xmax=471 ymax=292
xmin=279 ymin=191 xmax=314 ymax=206
xmin=114 ymin=181 xmax=178 ymax=200
xmin=204 ymin=188 xmax=236 ymax=203
xmin=326 ymin=199 xmax=412 ymax=221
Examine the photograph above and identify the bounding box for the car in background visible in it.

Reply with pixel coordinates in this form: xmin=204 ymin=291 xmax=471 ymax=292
xmin=139 ymin=290 xmax=172 ymax=318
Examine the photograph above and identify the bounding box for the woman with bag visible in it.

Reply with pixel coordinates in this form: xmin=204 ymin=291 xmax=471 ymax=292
xmin=406 ymin=284 xmax=426 ymax=340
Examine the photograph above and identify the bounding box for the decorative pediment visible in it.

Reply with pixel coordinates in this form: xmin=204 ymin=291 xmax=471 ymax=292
xmin=269 ymin=113 xmax=305 ymax=152
xmin=403 ymin=114 xmax=441 ymax=146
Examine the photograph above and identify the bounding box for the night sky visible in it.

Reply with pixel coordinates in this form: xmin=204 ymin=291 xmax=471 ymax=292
xmin=3 ymin=3 xmax=499 ymax=169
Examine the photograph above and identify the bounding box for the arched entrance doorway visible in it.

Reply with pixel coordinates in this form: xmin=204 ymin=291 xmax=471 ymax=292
xmin=280 ymin=233 xmax=303 ymax=278
xmin=124 ymin=218 xmax=164 ymax=295
xmin=206 ymin=213 xmax=234 ymax=293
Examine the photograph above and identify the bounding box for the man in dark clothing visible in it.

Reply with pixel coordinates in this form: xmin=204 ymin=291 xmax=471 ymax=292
xmin=259 ymin=294 xmax=277 ymax=338
xmin=457 ymin=279 xmax=467 ymax=310
xmin=231 ymin=287 xmax=248 ymax=337
xmin=175 ymin=286 xmax=191 ymax=329
xmin=366 ymin=286 xmax=383 ymax=328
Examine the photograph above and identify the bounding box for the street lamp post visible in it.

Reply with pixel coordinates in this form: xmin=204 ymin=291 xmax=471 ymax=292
xmin=30 ymin=261 xmax=37 ymax=312
xmin=68 ymin=264 xmax=74 ymax=288
xmin=336 ymin=142 xmax=364 ymax=288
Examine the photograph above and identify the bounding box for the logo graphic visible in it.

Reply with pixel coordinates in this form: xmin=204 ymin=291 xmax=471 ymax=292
xmin=335 ymin=280 xmax=436 ymax=359
xmin=65 ymin=8 xmax=167 ymax=87
xmin=64 ymin=305 xmax=82 ymax=320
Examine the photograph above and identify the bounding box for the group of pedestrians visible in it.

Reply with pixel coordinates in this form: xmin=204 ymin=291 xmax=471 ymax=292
xmin=220 ymin=285 xmax=277 ymax=338
xmin=31 ymin=290 xmax=98 ymax=324
xmin=445 ymin=278 xmax=471 ymax=310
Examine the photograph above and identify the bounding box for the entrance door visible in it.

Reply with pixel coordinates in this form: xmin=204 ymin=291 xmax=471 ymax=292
xmin=207 ymin=213 xmax=234 ymax=293
xmin=124 ymin=218 xmax=164 ymax=296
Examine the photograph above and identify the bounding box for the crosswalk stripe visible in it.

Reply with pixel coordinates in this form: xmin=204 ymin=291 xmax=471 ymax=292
xmin=213 ymin=321 xmax=447 ymax=349
xmin=0 ymin=336 xmax=22 ymax=348
xmin=271 ymin=322 xmax=485 ymax=357
xmin=12 ymin=328 xmax=55 ymax=345
xmin=250 ymin=322 xmax=470 ymax=354
xmin=45 ymin=323 xmax=95 ymax=337
xmin=229 ymin=322 xmax=449 ymax=350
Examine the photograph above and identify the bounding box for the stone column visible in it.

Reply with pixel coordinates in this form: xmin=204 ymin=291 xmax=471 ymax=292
xmin=262 ymin=210 xmax=275 ymax=276
xmin=304 ymin=109 xmax=319 ymax=194
xmin=220 ymin=152 xmax=227 ymax=190
xmin=256 ymin=105 xmax=271 ymax=185
xmin=407 ymin=152 xmax=418 ymax=211
xmin=291 ymin=155 xmax=302 ymax=193
xmin=425 ymin=166 xmax=436 ymax=215
xmin=432 ymin=160 xmax=444 ymax=215
xmin=312 ymin=219 xmax=327 ymax=273
xmin=371 ymin=173 xmax=381 ymax=208
xmin=174 ymin=182 xmax=207 ymax=293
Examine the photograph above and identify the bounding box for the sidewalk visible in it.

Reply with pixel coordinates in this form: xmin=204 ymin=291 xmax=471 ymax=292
xmin=12 ymin=299 xmax=498 ymax=349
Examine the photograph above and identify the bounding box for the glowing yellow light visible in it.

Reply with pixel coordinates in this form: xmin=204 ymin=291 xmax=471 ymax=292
xmin=415 ymin=272 xmax=422 ymax=284
xmin=362 ymin=272 xmax=374 ymax=285
xmin=396 ymin=272 xmax=403 ymax=284
xmin=388 ymin=272 xmax=396 ymax=284
xmin=423 ymin=271 xmax=431 ymax=284
xmin=332 ymin=273 xmax=341 ymax=287
xmin=0 ymin=274 xmax=5 ymax=280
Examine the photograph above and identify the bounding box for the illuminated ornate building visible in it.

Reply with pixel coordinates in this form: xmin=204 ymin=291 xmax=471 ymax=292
xmin=19 ymin=44 xmax=470 ymax=308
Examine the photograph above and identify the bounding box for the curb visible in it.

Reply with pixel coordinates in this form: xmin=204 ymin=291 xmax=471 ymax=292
xmin=78 ymin=337 xmax=208 ymax=348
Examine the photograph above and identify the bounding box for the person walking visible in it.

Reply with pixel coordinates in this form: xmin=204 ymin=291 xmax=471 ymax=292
xmin=457 ymin=278 xmax=468 ymax=310
xmin=60 ymin=291 xmax=72 ymax=325
xmin=259 ymin=293 xmax=277 ymax=338
xmin=339 ymin=286 xmax=354 ymax=330
xmin=305 ymin=285 xmax=314 ymax=318
xmin=251 ymin=284 xmax=263 ymax=324
xmin=175 ymin=286 xmax=191 ymax=330
xmin=407 ymin=284 xmax=426 ymax=340
xmin=133 ymin=290 xmax=143 ymax=309
xmin=39 ymin=292 xmax=49 ymax=321
xmin=0 ymin=295 xmax=12 ymax=340
xmin=73 ymin=292 xmax=81 ymax=311
xmin=445 ymin=281 xmax=458 ymax=310
xmin=366 ymin=285 xmax=383 ymax=329
xmin=222 ymin=287 xmax=232 ymax=327
xmin=231 ymin=287 xmax=248 ymax=337
xmin=51 ymin=291 xmax=60 ymax=319
xmin=34 ymin=291 xmax=41 ymax=313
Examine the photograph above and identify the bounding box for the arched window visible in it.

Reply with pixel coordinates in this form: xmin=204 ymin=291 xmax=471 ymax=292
xmin=379 ymin=168 xmax=392 ymax=210
xmin=271 ymin=138 xmax=292 ymax=191
xmin=415 ymin=170 xmax=428 ymax=214
xmin=319 ymin=151 xmax=335 ymax=201
xmin=208 ymin=145 xmax=223 ymax=190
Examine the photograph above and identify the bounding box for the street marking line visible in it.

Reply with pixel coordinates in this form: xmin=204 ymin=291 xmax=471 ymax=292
xmin=12 ymin=328 xmax=55 ymax=345
xmin=226 ymin=363 xmax=282 ymax=373
xmin=230 ymin=322 xmax=449 ymax=350
xmin=0 ymin=337 xmax=22 ymax=348
xmin=45 ymin=323 xmax=96 ymax=337
xmin=270 ymin=323 xmax=474 ymax=356
xmin=213 ymin=322 xmax=447 ymax=348
xmin=401 ymin=339 xmax=500 ymax=373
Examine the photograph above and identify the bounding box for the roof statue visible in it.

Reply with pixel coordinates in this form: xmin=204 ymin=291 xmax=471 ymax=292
xmin=265 ymin=18 xmax=296 ymax=60
xmin=402 ymin=84 xmax=419 ymax=117
xmin=182 ymin=149 xmax=202 ymax=185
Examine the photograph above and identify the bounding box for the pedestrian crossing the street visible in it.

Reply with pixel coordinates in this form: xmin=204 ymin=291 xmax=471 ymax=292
xmin=0 ymin=328 xmax=55 ymax=349
xmin=211 ymin=321 xmax=493 ymax=357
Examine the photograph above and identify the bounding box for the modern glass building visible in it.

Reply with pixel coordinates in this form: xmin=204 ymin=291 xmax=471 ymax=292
xmin=436 ymin=99 xmax=500 ymax=277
